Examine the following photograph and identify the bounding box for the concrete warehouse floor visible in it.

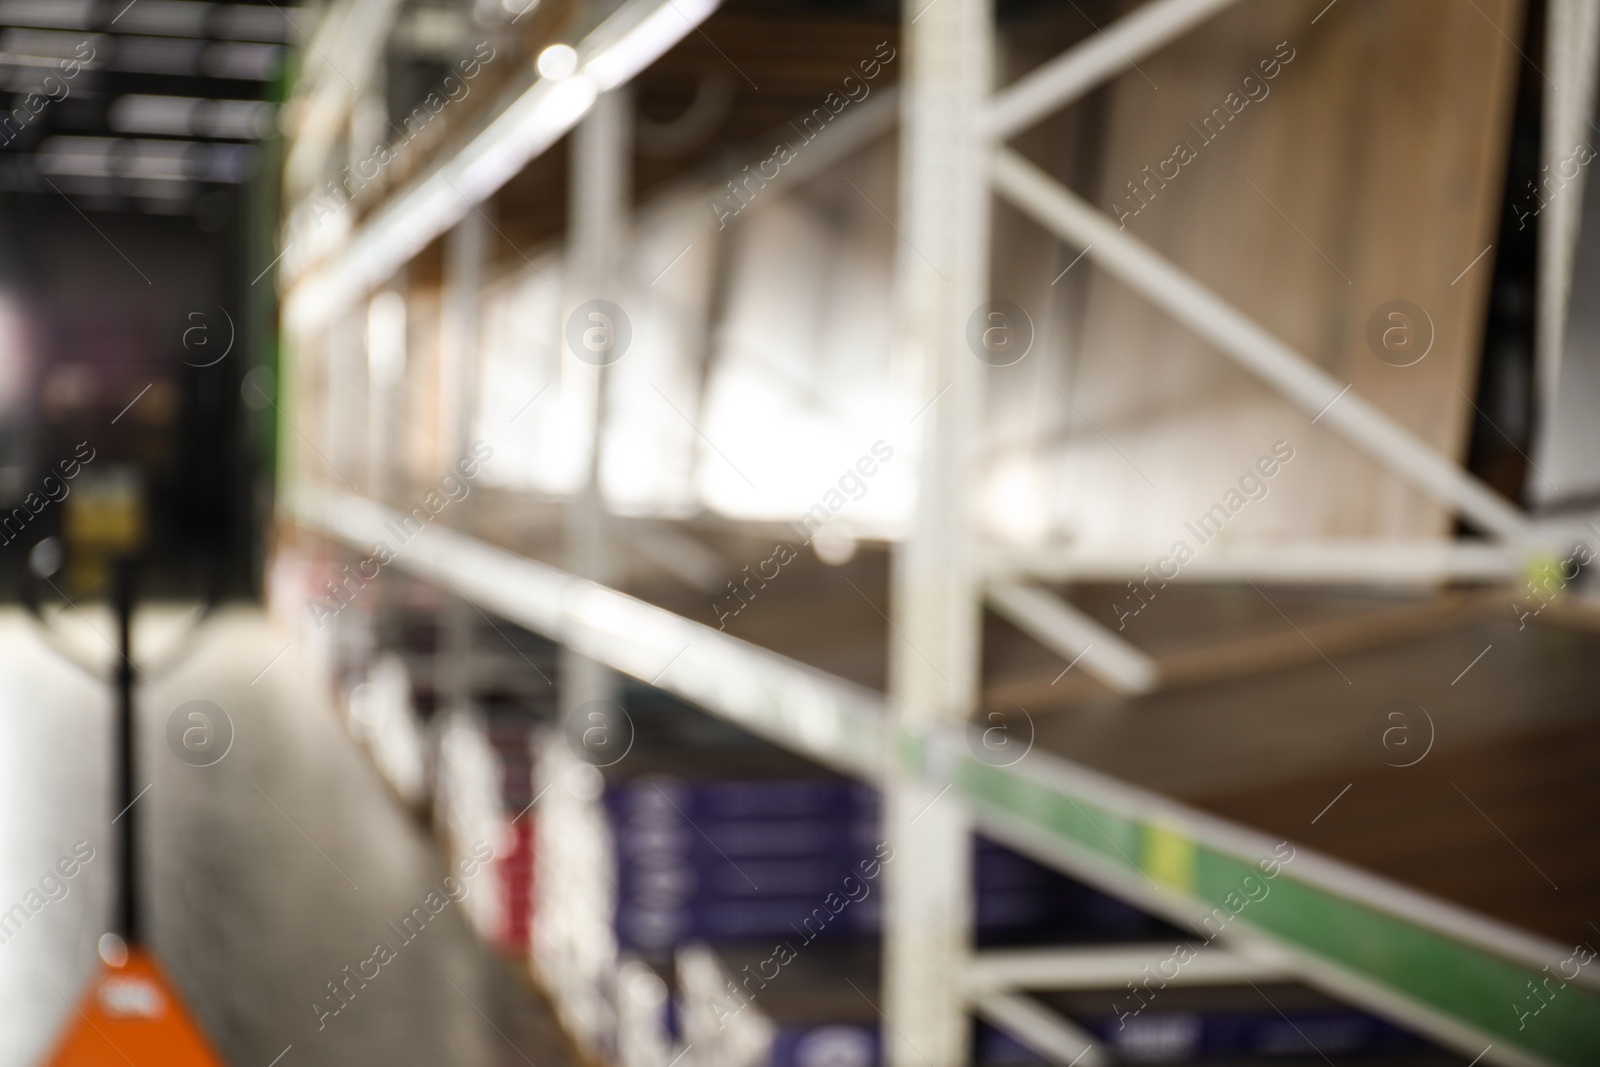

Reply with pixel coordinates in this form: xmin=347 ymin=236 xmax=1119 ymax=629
xmin=0 ymin=606 xmax=576 ymax=1067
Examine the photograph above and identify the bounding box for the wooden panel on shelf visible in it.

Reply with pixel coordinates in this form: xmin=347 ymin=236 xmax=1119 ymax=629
xmin=1048 ymin=0 xmax=1525 ymax=541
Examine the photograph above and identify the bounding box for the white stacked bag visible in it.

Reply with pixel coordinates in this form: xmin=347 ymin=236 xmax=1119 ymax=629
xmin=434 ymin=710 xmax=511 ymax=942
xmin=345 ymin=653 xmax=429 ymax=807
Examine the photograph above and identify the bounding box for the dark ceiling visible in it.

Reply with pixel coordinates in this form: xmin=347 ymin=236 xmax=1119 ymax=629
xmin=0 ymin=0 xmax=297 ymax=217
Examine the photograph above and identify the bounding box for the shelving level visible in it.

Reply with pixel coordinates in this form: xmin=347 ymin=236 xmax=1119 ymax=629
xmin=271 ymin=1 xmax=1600 ymax=1066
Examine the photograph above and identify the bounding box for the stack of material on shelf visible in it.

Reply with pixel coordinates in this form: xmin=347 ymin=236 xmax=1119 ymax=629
xmin=327 ymin=562 xmax=557 ymax=954
xmin=677 ymin=943 xmax=880 ymax=1067
xmin=609 ymin=774 xmax=882 ymax=954
xmin=267 ymin=539 xmax=372 ymax=697
xmin=974 ymin=837 xmax=1157 ymax=947
xmin=1012 ymin=986 xmax=1441 ymax=1065
xmin=535 ymin=737 xmax=620 ymax=1060
xmin=616 ymin=959 xmax=676 ymax=1067
xmin=534 ymin=689 xmax=1169 ymax=1066
xmin=472 ymin=627 xmax=560 ymax=954
xmin=679 ymin=943 xmax=779 ymax=1067
xmin=345 ymin=652 xmax=429 ymax=806
xmin=609 ymin=776 xmax=1151 ymax=954
xmin=675 ymin=946 xmax=1440 ymax=1067
xmin=434 ymin=710 xmax=511 ymax=944
xmin=487 ymin=714 xmax=538 ymax=954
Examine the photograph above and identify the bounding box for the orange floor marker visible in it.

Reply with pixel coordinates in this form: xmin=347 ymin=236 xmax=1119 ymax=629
xmin=44 ymin=947 xmax=226 ymax=1067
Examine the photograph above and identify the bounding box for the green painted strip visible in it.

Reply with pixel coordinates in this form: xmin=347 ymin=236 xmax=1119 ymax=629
xmin=958 ymin=756 xmax=1600 ymax=1066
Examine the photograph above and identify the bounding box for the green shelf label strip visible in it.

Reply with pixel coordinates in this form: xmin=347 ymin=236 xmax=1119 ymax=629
xmin=957 ymin=756 xmax=1600 ymax=1067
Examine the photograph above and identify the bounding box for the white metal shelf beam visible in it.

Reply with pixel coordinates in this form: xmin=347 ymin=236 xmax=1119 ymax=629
xmin=972 ymin=993 xmax=1106 ymax=1067
xmin=986 ymin=580 xmax=1159 ymax=693
xmin=289 ymin=486 xmax=887 ymax=779
xmin=968 ymin=943 xmax=1288 ymax=996
xmin=983 ymin=539 xmax=1526 ymax=585
xmin=986 ymin=0 xmax=1241 ymax=139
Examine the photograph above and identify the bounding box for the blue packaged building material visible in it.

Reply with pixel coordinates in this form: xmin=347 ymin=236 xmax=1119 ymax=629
xmin=607 ymin=768 xmax=1161 ymax=952
xmin=608 ymin=774 xmax=882 ymax=952
xmin=771 ymin=1024 xmax=880 ymax=1067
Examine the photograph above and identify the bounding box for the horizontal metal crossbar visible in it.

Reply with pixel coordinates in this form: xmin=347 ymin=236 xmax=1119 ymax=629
xmin=986 ymin=0 xmax=1242 ymax=139
xmin=971 ymin=992 xmax=1106 ymax=1067
xmin=967 ymin=943 xmax=1288 ymax=995
xmin=982 ymin=539 xmax=1527 ymax=585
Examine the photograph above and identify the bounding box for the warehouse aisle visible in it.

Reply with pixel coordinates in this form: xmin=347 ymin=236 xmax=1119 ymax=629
xmin=0 ymin=606 xmax=574 ymax=1067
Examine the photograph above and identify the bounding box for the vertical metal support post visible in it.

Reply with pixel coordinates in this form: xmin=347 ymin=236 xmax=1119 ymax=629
xmin=440 ymin=211 xmax=489 ymax=714
xmin=885 ymin=0 xmax=992 ymax=1064
xmin=561 ymin=86 xmax=631 ymax=737
xmin=365 ymin=278 xmax=407 ymax=504
xmin=555 ymin=86 xmax=632 ymax=1055
xmin=442 ymin=208 xmax=488 ymax=472
xmin=113 ymin=558 xmax=140 ymax=944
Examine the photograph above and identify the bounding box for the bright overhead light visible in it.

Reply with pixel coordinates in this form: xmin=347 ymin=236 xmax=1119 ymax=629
xmin=0 ymin=27 xmax=97 ymax=61
xmin=0 ymin=0 xmax=96 ymax=30
xmin=108 ymin=94 xmax=276 ymax=139
xmin=113 ymin=0 xmax=212 ymax=38
xmin=35 ymin=135 xmax=256 ymax=182
xmin=536 ymin=43 xmax=577 ymax=80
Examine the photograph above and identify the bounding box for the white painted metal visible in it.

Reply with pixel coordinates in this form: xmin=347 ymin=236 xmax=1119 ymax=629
xmin=968 ymin=944 xmax=1287 ymax=996
xmin=363 ymin=283 xmax=406 ymax=501
xmin=439 ymin=208 xmax=490 ymax=724
xmin=971 ymin=992 xmax=1106 ymax=1067
xmin=291 ymin=486 xmax=888 ymax=778
xmin=991 ymin=148 xmax=1531 ymax=541
xmin=283 ymin=0 xmax=720 ymax=330
xmin=986 ymin=0 xmax=1242 ymax=140
xmin=562 ymin=87 xmax=631 ymax=731
xmin=984 ymin=539 xmax=1525 ymax=586
xmin=884 ymin=0 xmax=991 ymax=1062
xmin=986 ymin=580 xmax=1160 ymax=694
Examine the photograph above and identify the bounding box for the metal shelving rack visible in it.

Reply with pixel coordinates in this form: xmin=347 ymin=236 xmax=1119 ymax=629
xmin=277 ymin=2 xmax=1600 ymax=1066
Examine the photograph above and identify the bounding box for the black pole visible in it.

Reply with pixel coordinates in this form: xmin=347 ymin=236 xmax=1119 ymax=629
xmin=113 ymin=558 xmax=139 ymax=945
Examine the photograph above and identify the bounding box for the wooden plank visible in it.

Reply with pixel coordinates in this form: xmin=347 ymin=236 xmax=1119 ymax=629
xmin=1036 ymin=0 xmax=1525 ymax=541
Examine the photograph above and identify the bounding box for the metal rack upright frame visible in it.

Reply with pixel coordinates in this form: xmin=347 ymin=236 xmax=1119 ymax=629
xmin=278 ymin=2 xmax=1600 ymax=1066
